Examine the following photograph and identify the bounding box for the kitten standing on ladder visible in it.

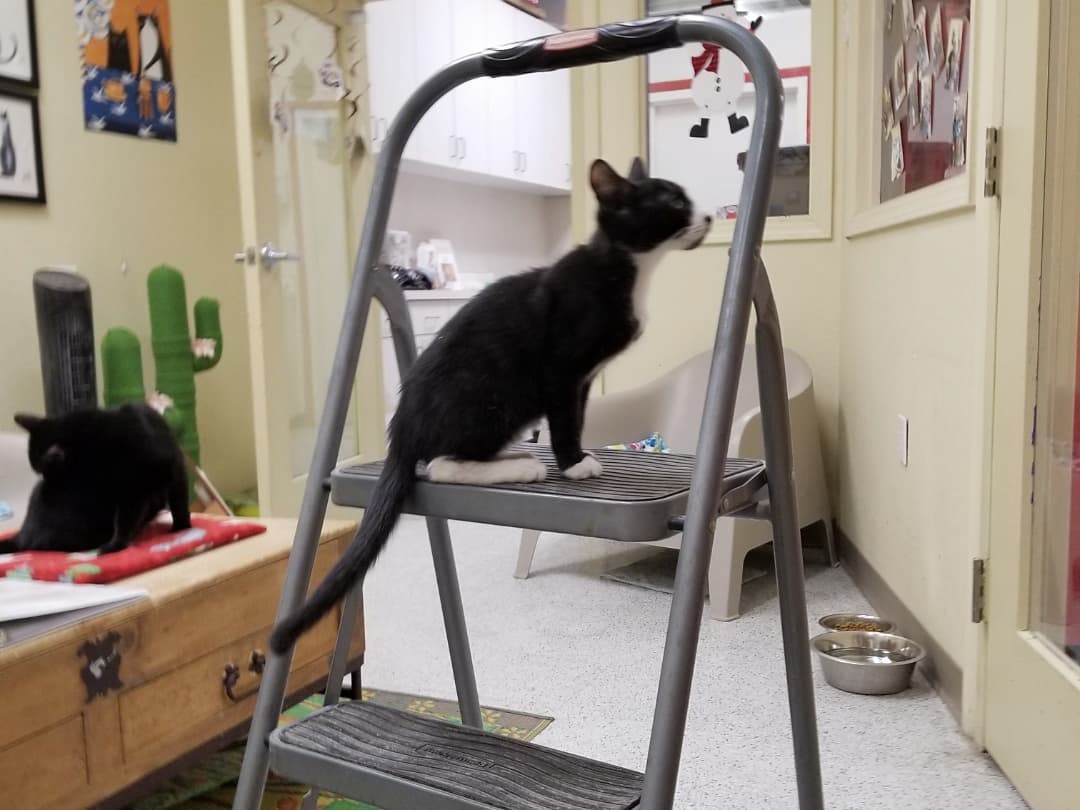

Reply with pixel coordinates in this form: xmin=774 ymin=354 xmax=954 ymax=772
xmin=271 ymin=158 xmax=711 ymax=653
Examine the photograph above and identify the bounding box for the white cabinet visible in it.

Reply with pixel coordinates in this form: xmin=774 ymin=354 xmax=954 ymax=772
xmin=449 ymin=0 xmax=492 ymax=175
xmin=365 ymin=0 xmax=417 ymax=160
xmin=412 ymin=0 xmax=456 ymax=167
xmin=485 ymin=7 xmax=571 ymax=190
xmin=365 ymin=0 xmax=569 ymax=193
xmin=380 ymin=292 xmax=475 ymax=423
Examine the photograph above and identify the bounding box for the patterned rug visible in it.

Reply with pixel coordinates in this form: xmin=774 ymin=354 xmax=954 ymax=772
xmin=130 ymin=689 xmax=553 ymax=810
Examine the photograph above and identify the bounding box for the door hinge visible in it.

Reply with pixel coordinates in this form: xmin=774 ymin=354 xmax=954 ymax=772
xmin=983 ymin=127 xmax=1001 ymax=198
xmin=971 ymin=558 xmax=986 ymax=623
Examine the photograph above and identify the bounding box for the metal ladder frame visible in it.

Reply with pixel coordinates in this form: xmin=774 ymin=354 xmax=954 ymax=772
xmin=233 ymin=13 xmax=823 ymax=810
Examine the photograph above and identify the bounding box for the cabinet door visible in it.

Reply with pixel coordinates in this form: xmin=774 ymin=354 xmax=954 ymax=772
xmin=512 ymin=12 xmax=550 ymax=185
xmin=412 ymin=0 xmax=456 ymax=167
xmin=450 ymin=0 xmax=491 ymax=174
xmin=541 ymin=66 xmax=571 ymax=190
xmin=365 ymin=0 xmax=417 ymax=157
xmin=486 ymin=0 xmax=520 ymax=180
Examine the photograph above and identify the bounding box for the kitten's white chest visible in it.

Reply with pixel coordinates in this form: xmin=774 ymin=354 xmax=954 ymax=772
xmin=630 ymin=245 xmax=669 ymax=331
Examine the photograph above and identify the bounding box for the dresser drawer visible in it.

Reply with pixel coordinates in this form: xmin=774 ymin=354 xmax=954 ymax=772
xmin=118 ymin=610 xmax=339 ymax=759
xmin=122 ymin=538 xmax=341 ymax=686
xmin=3 ymin=715 xmax=88 ymax=809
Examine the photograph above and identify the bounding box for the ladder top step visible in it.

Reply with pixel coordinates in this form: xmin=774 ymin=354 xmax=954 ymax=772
xmin=332 ymin=445 xmax=766 ymax=543
xmin=269 ymin=701 xmax=643 ymax=810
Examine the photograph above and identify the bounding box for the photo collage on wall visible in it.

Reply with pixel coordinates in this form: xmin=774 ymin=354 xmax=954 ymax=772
xmin=0 ymin=0 xmax=45 ymax=203
xmin=879 ymin=0 xmax=970 ymax=203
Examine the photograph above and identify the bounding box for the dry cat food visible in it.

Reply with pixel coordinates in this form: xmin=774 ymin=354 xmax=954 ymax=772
xmin=834 ymin=620 xmax=887 ymax=632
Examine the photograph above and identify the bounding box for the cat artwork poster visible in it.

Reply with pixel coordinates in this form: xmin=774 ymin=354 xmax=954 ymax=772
xmin=0 ymin=91 xmax=46 ymax=203
xmin=75 ymin=0 xmax=177 ymax=141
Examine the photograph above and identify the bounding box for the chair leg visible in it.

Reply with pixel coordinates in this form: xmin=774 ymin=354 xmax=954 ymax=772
xmin=514 ymin=529 xmax=541 ymax=579
xmin=823 ymin=519 xmax=839 ymax=567
xmin=707 ymin=528 xmax=745 ymax=621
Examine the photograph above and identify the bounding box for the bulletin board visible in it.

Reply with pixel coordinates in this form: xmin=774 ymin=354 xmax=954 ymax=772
xmin=878 ymin=0 xmax=971 ymax=203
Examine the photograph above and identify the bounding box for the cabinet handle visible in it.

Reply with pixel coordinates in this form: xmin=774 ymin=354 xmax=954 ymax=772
xmin=458 ymin=136 xmax=466 ymax=160
xmin=449 ymin=134 xmax=457 ymax=159
xmin=380 ymin=118 xmax=388 ymax=140
xmin=522 ymin=152 xmax=528 ymax=173
xmin=512 ymin=150 xmax=519 ymax=172
xmin=370 ymin=115 xmax=378 ymax=142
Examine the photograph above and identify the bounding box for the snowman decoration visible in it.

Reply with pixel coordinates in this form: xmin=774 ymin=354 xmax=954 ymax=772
xmin=688 ymin=1 xmax=762 ymax=139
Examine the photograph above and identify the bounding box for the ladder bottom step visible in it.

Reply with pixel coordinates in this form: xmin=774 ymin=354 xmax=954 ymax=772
xmin=270 ymin=702 xmax=643 ymax=810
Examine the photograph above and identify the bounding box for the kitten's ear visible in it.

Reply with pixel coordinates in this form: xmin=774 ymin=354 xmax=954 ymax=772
xmin=627 ymin=156 xmax=648 ymax=182
xmin=590 ymin=159 xmax=632 ymax=206
xmin=14 ymin=413 xmax=47 ymax=434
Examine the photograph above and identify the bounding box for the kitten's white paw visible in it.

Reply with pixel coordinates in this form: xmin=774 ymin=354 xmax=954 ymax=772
xmin=514 ymin=457 xmax=548 ymax=483
xmin=562 ymin=453 xmax=603 ymax=480
xmin=426 ymin=456 xmax=459 ymax=482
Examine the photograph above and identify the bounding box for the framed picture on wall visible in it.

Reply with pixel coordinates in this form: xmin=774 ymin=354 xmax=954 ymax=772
xmin=643 ymin=0 xmax=835 ymax=244
xmin=0 ymin=90 xmax=46 ymax=204
xmin=0 ymin=0 xmax=39 ymax=88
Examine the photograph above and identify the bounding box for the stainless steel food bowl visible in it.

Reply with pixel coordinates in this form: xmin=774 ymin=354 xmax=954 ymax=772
xmin=810 ymin=631 xmax=925 ymax=695
xmin=817 ymin=613 xmax=896 ymax=634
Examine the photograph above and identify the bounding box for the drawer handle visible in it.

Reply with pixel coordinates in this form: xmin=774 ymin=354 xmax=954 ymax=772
xmin=223 ymin=654 xmax=265 ymax=703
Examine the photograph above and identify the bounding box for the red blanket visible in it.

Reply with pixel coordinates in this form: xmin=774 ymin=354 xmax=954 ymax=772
xmin=0 ymin=514 xmax=265 ymax=583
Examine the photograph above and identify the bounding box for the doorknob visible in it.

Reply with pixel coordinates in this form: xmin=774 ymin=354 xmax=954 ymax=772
xmin=258 ymin=242 xmax=301 ymax=268
xmin=234 ymin=243 xmax=301 ymax=270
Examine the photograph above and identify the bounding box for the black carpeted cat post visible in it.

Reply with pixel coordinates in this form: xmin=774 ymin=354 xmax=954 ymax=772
xmin=33 ymin=268 xmax=98 ymax=416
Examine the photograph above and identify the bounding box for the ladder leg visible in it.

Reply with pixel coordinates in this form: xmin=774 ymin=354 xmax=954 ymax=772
xmin=324 ymin=582 xmax=364 ymax=706
xmin=426 ymin=517 xmax=483 ymax=728
xmin=297 ymin=582 xmax=363 ymax=809
xmin=753 ymin=267 xmax=824 ymax=810
xmin=232 ymin=510 xmax=332 ymax=810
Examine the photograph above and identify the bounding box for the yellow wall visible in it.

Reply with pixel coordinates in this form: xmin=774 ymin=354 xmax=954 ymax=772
xmin=0 ymin=0 xmax=255 ymax=494
xmin=578 ymin=0 xmax=1002 ymax=726
xmin=837 ymin=211 xmax=980 ymax=648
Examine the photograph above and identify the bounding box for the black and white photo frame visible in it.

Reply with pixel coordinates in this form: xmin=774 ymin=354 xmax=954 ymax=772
xmin=0 ymin=89 xmax=46 ymax=204
xmin=0 ymin=0 xmax=39 ymax=89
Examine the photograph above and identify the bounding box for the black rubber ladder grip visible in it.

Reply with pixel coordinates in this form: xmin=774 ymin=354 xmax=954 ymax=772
xmin=480 ymin=16 xmax=682 ymax=76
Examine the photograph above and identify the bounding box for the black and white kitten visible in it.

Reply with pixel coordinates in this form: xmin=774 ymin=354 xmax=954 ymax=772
xmin=0 ymin=403 xmax=191 ymax=555
xmin=270 ymin=158 xmax=710 ymax=653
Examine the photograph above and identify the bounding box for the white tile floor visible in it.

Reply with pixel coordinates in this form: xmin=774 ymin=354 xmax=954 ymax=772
xmin=359 ymin=516 xmax=1025 ymax=809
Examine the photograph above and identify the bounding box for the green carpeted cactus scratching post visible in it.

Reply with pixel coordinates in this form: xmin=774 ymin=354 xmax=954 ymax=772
xmin=147 ymin=265 xmax=223 ymax=467
xmin=101 ymin=325 xmax=187 ymax=438
xmin=101 ymin=327 xmax=146 ymax=406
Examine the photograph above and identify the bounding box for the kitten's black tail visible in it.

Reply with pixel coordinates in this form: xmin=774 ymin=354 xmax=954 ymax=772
xmin=269 ymin=449 xmax=415 ymax=654
xmin=0 ymin=536 xmax=18 ymax=554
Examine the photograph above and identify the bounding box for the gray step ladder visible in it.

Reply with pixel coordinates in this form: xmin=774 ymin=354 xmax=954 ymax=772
xmin=233 ymin=14 xmax=824 ymax=810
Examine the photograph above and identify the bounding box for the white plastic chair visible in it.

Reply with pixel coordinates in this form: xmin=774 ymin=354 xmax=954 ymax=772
xmin=514 ymin=346 xmax=836 ymax=620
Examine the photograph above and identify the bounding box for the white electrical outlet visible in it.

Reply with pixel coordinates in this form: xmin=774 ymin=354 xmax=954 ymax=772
xmin=898 ymin=414 xmax=909 ymax=467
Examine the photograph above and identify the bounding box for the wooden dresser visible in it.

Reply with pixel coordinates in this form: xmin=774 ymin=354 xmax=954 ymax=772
xmin=0 ymin=518 xmax=363 ymax=809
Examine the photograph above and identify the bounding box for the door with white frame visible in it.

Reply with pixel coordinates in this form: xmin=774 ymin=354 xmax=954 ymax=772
xmin=229 ymin=0 xmax=378 ymax=516
xmin=984 ymin=1 xmax=1080 ymax=806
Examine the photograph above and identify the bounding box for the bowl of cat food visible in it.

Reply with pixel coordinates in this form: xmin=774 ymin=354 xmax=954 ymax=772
xmin=810 ymin=630 xmax=925 ymax=695
xmin=817 ymin=613 xmax=895 ymax=634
